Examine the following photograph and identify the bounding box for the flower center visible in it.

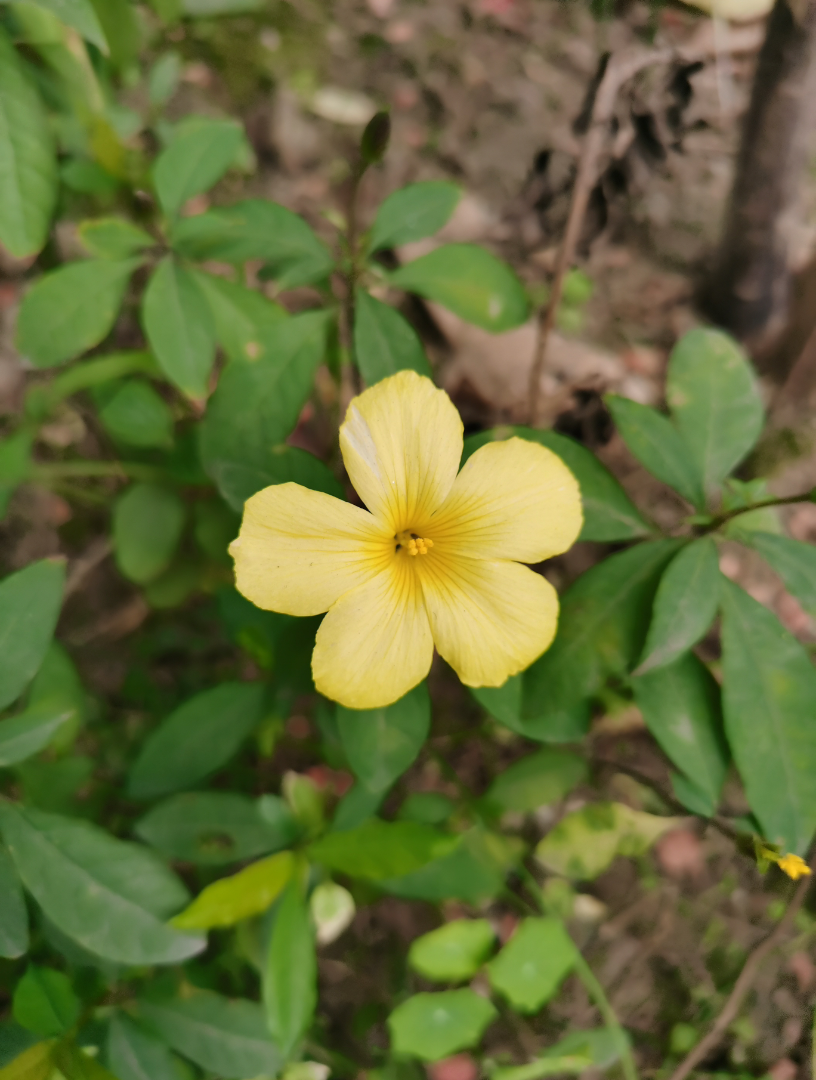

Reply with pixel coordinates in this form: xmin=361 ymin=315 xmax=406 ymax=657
xmin=394 ymin=530 xmax=434 ymax=556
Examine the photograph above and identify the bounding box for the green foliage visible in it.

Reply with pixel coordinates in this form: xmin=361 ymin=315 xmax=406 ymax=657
xmin=0 ymin=846 xmax=28 ymax=959
xmin=127 ymin=682 xmax=265 ymax=798
xmin=354 ymin=290 xmax=432 ymax=384
xmin=390 ymin=244 xmax=529 ymax=332
xmin=17 ymin=260 xmax=139 ymax=369
xmin=153 ymin=119 xmax=243 ymax=219
xmin=0 ymin=26 xmax=57 ymax=258
xmin=112 ymin=483 xmax=185 ymax=584
xmin=263 ymin=880 xmax=317 ymax=1058
xmin=369 ymin=181 xmax=461 ymax=251
xmin=735 ymin=531 xmax=816 ymax=616
xmin=408 ymin=919 xmax=496 ymax=982
xmin=486 ymin=919 xmax=577 ymax=1012
xmin=0 ymin=560 xmax=65 ymax=712
xmin=485 ymin=749 xmax=587 ymax=813
xmin=0 ymin=803 xmax=203 ymax=964
xmin=388 ymin=990 xmax=497 ymax=1060
xmin=634 ymin=654 xmax=728 ymax=816
xmin=308 ymin=819 xmax=456 ymax=880
xmin=535 ymin=802 xmax=680 ymax=879
xmin=337 ymin=682 xmax=430 ymax=793
xmin=720 ymin=580 xmax=816 ymax=852
xmin=137 ymin=993 xmax=281 ymax=1079
xmin=635 ymin=537 xmax=720 ymax=674
xmin=172 ymin=850 xmax=294 ymax=929
xmin=12 ymin=967 xmax=79 ymax=1038
xmin=98 ymin=380 xmax=174 ymax=449
xmin=106 ymin=1015 xmax=180 ymax=1080
xmin=142 ymin=257 xmax=216 ymax=399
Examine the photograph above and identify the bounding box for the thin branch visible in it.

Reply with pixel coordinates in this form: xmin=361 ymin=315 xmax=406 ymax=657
xmin=667 ymin=865 xmax=814 ymax=1080
xmin=527 ymin=47 xmax=673 ymax=425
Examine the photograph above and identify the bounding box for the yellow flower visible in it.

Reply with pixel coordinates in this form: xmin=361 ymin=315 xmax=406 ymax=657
xmin=229 ymin=371 xmax=582 ymax=709
xmin=777 ymin=853 xmax=811 ymax=881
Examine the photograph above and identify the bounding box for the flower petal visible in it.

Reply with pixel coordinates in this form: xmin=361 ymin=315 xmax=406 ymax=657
xmin=230 ymin=483 xmax=390 ymax=617
xmin=419 ymin=554 xmax=559 ymax=687
xmin=430 ymin=437 xmax=582 ymax=563
xmin=340 ymin=370 xmax=463 ymax=532
xmin=312 ymin=560 xmax=433 ymax=709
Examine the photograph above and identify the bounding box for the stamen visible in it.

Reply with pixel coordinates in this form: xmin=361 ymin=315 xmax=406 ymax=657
xmin=396 ymin=530 xmax=433 ymax=556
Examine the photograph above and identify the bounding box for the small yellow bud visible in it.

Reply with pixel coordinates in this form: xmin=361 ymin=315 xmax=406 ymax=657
xmin=777 ymin=853 xmax=812 ymax=881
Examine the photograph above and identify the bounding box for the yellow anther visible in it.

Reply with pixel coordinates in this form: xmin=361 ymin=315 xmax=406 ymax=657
xmin=778 ymin=853 xmax=811 ymax=880
xmin=396 ymin=531 xmax=433 ymax=556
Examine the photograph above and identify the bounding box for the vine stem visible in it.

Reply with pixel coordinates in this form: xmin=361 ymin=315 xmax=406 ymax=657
xmin=666 ymin=862 xmax=814 ymax=1080
xmin=517 ymin=867 xmax=639 ymax=1080
xmin=572 ymin=952 xmax=639 ymax=1080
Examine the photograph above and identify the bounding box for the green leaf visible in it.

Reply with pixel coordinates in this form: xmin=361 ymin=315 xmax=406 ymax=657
xmin=408 ymin=919 xmax=496 ymax=982
xmin=142 ymin=257 xmax=216 ymax=400
xmin=463 ymin=428 xmax=650 ymax=543
xmin=0 ymin=430 xmax=34 ymax=520
xmin=26 ymin=642 xmax=86 ymax=753
xmin=737 ymin=531 xmax=816 ymax=617
xmin=153 ymin=120 xmax=243 ymax=218
xmin=0 ymin=1040 xmax=54 ymax=1080
xmin=636 ymin=537 xmax=721 ymax=674
xmin=53 ymin=1041 xmax=119 ymax=1080
xmin=720 ymin=579 xmax=816 ymax=852
xmin=308 ymin=819 xmax=455 ymax=880
xmin=78 ymin=218 xmax=153 ymax=259
xmin=535 ymin=802 xmax=680 ymax=879
xmin=666 ymin=328 xmax=764 ymax=499
xmin=263 ymin=881 xmax=316 ymax=1058
xmin=22 ymin=0 xmax=107 ymax=49
xmin=0 ymin=703 xmax=73 ymax=767
xmin=486 ymin=918 xmax=576 ymax=1012
xmin=0 ymin=26 xmax=57 ymax=259
xmin=128 ymin=682 xmax=265 ymax=799
xmin=16 ymin=260 xmax=138 ymax=369
xmin=172 ymin=201 xmax=333 ymax=288
xmin=390 ymin=244 xmax=528 ymax=332
xmin=485 ymin=749 xmax=587 ymax=813
xmin=353 ymin=290 xmax=432 ymax=384
xmin=112 ymin=483 xmax=185 ymax=585
xmin=0 ymin=845 xmax=28 ymax=959
xmin=0 ymin=803 xmax=203 ymax=965
xmin=388 ymin=990 xmax=496 ymax=1061
xmin=382 ymin=827 xmax=514 ymax=905
xmin=471 ymin=677 xmax=591 ymax=744
xmin=337 ymin=682 xmax=430 ymax=794
xmin=192 ymin=271 xmax=287 ymax=364
xmin=87 ymin=0 xmax=141 ymax=66
xmin=200 ymin=311 xmax=338 ymax=510
xmin=369 ymin=181 xmax=461 ymax=252
xmin=0 ymin=559 xmax=65 ymax=712
xmin=138 ymin=993 xmax=282 ymax=1080
xmin=136 ymin=792 xmax=293 ymax=866
xmin=492 ymin=1029 xmax=627 ymax=1080
xmin=172 ymin=850 xmax=294 ymax=930
xmin=106 ymin=1015 xmax=180 ymax=1080
xmin=633 ymin=654 xmax=728 ymax=816
xmin=98 ymin=380 xmax=174 ymax=449
xmin=148 ymin=52 xmax=181 ymax=106
xmin=605 ymin=395 xmax=704 ymax=508
xmin=13 ymin=967 xmax=79 ymax=1038
xmin=523 ymin=540 xmax=682 ymax=720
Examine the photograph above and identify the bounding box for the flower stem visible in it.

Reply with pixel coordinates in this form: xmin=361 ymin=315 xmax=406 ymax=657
xmin=572 ymin=951 xmax=639 ymax=1080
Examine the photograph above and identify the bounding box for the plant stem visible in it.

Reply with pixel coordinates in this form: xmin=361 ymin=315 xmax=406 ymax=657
xmin=572 ymin=952 xmax=639 ymax=1080
xmin=705 ymin=489 xmax=815 ymax=532
xmin=38 ymin=352 xmax=160 ymax=413
xmin=338 ymin=164 xmax=365 ymax=412
xmin=29 ymin=460 xmax=167 ymax=483
xmin=518 ymin=866 xmax=639 ymax=1080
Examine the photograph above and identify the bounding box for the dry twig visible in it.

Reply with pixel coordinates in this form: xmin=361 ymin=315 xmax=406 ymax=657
xmin=527 ymin=46 xmax=673 ymax=424
xmin=667 ymin=865 xmax=814 ymax=1080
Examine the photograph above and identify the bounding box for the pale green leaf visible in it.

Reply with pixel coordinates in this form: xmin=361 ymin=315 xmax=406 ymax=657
xmin=0 ymin=559 xmax=65 ymax=712
xmin=486 ymin=918 xmax=576 ymax=1012
xmin=172 ymin=851 xmax=294 ymax=929
xmin=388 ymin=990 xmax=496 ymax=1061
xmin=369 ymin=181 xmax=461 ymax=252
xmin=408 ymin=919 xmax=495 ymax=983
